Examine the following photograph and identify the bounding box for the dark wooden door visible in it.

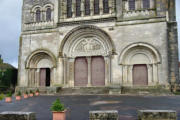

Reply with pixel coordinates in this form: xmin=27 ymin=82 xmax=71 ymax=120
xmin=40 ymin=68 xmax=46 ymax=87
xmin=74 ymin=57 xmax=88 ymax=86
xmin=91 ymin=56 xmax=105 ymax=86
xmin=133 ymin=64 xmax=148 ymax=86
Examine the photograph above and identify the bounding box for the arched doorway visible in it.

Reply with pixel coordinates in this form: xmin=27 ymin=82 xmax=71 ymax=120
xmin=133 ymin=64 xmax=148 ymax=86
xmin=74 ymin=57 xmax=88 ymax=87
xmin=40 ymin=68 xmax=51 ymax=87
xmin=25 ymin=50 xmax=57 ymax=87
xmin=61 ymin=25 xmax=114 ymax=87
xmin=119 ymin=43 xmax=161 ymax=86
xmin=91 ymin=56 xmax=105 ymax=86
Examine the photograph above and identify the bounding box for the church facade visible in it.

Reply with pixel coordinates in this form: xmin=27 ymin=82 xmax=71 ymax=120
xmin=18 ymin=0 xmax=179 ymax=92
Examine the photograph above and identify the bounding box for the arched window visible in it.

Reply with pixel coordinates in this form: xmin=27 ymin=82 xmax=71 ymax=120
xmin=67 ymin=0 xmax=72 ymax=18
xmin=129 ymin=0 xmax=135 ymax=10
xmin=94 ymin=0 xmax=100 ymax=15
xmin=143 ymin=0 xmax=150 ymax=9
xmin=85 ymin=0 xmax=90 ymax=15
xmin=46 ymin=8 xmax=51 ymax=21
xmin=76 ymin=0 xmax=81 ymax=16
xmin=103 ymin=0 xmax=109 ymax=13
xmin=36 ymin=9 xmax=41 ymax=22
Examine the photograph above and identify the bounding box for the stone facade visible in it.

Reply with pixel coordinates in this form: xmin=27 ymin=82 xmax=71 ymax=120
xmin=18 ymin=0 xmax=179 ymax=92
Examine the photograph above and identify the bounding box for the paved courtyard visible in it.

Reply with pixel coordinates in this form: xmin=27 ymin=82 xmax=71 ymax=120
xmin=0 ymin=95 xmax=180 ymax=120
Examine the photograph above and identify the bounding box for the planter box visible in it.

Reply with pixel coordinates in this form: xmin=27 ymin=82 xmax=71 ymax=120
xmin=89 ymin=110 xmax=118 ymax=120
xmin=0 ymin=112 xmax=36 ymax=120
xmin=138 ymin=110 xmax=177 ymax=120
xmin=52 ymin=111 xmax=66 ymax=120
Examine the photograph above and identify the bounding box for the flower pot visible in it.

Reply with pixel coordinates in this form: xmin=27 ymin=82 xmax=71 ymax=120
xmin=16 ymin=96 xmax=21 ymax=101
xmin=5 ymin=97 xmax=12 ymax=103
xmin=24 ymin=94 xmax=28 ymax=99
xmin=35 ymin=92 xmax=39 ymax=96
xmin=52 ymin=111 xmax=66 ymax=120
xmin=29 ymin=93 xmax=33 ymax=97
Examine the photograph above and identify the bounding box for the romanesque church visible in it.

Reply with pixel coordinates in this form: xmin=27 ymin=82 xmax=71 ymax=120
xmin=18 ymin=0 xmax=179 ymax=93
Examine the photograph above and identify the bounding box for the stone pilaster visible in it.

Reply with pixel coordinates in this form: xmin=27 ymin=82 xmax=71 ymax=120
xmin=168 ymin=22 xmax=179 ymax=91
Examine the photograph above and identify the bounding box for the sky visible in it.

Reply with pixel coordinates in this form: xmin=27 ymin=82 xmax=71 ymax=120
xmin=0 ymin=0 xmax=179 ymax=68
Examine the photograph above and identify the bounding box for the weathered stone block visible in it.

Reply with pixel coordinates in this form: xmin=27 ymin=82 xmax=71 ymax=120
xmin=0 ymin=112 xmax=36 ymax=120
xmin=138 ymin=110 xmax=177 ymax=120
xmin=89 ymin=110 xmax=118 ymax=120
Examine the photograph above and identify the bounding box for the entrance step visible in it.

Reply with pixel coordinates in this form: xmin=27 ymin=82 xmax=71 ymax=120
xmin=56 ymin=87 xmax=110 ymax=95
xmin=121 ymin=86 xmax=172 ymax=95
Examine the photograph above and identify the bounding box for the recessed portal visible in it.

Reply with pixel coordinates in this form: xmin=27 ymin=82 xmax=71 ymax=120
xmin=74 ymin=57 xmax=88 ymax=86
xmin=91 ymin=56 xmax=105 ymax=86
xmin=133 ymin=64 xmax=148 ymax=86
xmin=40 ymin=68 xmax=51 ymax=87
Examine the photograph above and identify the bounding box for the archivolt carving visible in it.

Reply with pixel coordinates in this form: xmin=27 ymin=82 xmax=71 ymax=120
xmin=62 ymin=25 xmax=114 ymax=57
xmin=119 ymin=43 xmax=161 ymax=65
xmin=25 ymin=49 xmax=57 ymax=68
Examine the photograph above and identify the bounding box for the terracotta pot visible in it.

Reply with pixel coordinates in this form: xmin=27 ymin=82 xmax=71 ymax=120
xmin=5 ymin=97 xmax=12 ymax=103
xmin=35 ymin=92 xmax=39 ymax=96
xmin=29 ymin=93 xmax=33 ymax=97
xmin=24 ymin=94 xmax=28 ymax=99
xmin=52 ymin=111 xmax=66 ymax=120
xmin=16 ymin=96 xmax=21 ymax=101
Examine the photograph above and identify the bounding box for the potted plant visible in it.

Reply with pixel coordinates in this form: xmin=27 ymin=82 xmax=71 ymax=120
xmin=50 ymin=98 xmax=66 ymax=120
xmin=15 ymin=91 xmax=21 ymax=101
xmin=24 ymin=91 xmax=29 ymax=99
xmin=5 ymin=92 xmax=12 ymax=103
xmin=29 ymin=90 xmax=34 ymax=97
xmin=35 ymin=89 xmax=40 ymax=96
xmin=0 ymin=93 xmax=5 ymax=101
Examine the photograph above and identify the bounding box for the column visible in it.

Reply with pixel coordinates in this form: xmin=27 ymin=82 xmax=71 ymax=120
xmin=104 ymin=56 xmax=111 ymax=86
xmin=81 ymin=0 xmax=85 ymax=16
xmin=72 ymin=0 xmax=76 ymax=17
xmin=87 ymin=57 xmax=92 ymax=87
xmin=37 ymin=68 xmax=40 ymax=87
xmin=90 ymin=0 xmax=94 ymax=16
xmin=153 ymin=64 xmax=158 ymax=84
xmin=68 ymin=58 xmax=75 ymax=87
xmin=99 ymin=0 xmax=103 ymax=15
xmin=147 ymin=64 xmax=153 ymax=85
xmin=63 ymin=57 xmax=68 ymax=86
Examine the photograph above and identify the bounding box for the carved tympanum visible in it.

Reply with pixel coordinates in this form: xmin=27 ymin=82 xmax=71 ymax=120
xmin=75 ymin=37 xmax=102 ymax=52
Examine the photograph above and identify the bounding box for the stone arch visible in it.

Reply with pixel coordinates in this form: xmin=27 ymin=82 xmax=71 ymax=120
xmin=118 ymin=43 xmax=161 ymax=86
xmin=25 ymin=49 xmax=57 ymax=87
xmin=25 ymin=49 xmax=57 ymax=69
xmin=60 ymin=25 xmax=115 ymax=57
xmin=119 ymin=42 xmax=161 ymax=65
xmin=61 ymin=25 xmax=114 ymax=87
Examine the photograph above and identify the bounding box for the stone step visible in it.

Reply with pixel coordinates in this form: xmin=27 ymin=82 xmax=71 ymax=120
xmin=121 ymin=86 xmax=172 ymax=95
xmin=56 ymin=87 xmax=110 ymax=95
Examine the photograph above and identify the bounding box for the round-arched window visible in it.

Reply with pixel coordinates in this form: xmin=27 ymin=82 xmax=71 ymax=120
xmin=36 ymin=9 xmax=41 ymax=22
xmin=46 ymin=8 xmax=51 ymax=21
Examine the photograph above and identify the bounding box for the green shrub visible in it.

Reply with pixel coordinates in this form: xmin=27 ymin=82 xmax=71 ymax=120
xmin=25 ymin=91 xmax=29 ymax=95
xmin=0 ymin=93 xmax=5 ymax=100
xmin=16 ymin=91 xmax=21 ymax=96
xmin=36 ymin=89 xmax=39 ymax=93
xmin=6 ymin=92 xmax=12 ymax=97
xmin=50 ymin=99 xmax=65 ymax=112
xmin=30 ymin=90 xmax=33 ymax=94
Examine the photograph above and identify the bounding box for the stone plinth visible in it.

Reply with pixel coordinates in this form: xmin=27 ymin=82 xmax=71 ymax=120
xmin=89 ymin=110 xmax=118 ymax=120
xmin=0 ymin=112 xmax=36 ymax=120
xmin=138 ymin=110 xmax=177 ymax=120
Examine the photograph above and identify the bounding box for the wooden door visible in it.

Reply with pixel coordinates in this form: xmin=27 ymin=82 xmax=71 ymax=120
xmin=74 ymin=57 xmax=88 ymax=86
xmin=40 ymin=68 xmax=46 ymax=87
xmin=133 ymin=64 xmax=148 ymax=86
xmin=91 ymin=56 xmax=105 ymax=86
